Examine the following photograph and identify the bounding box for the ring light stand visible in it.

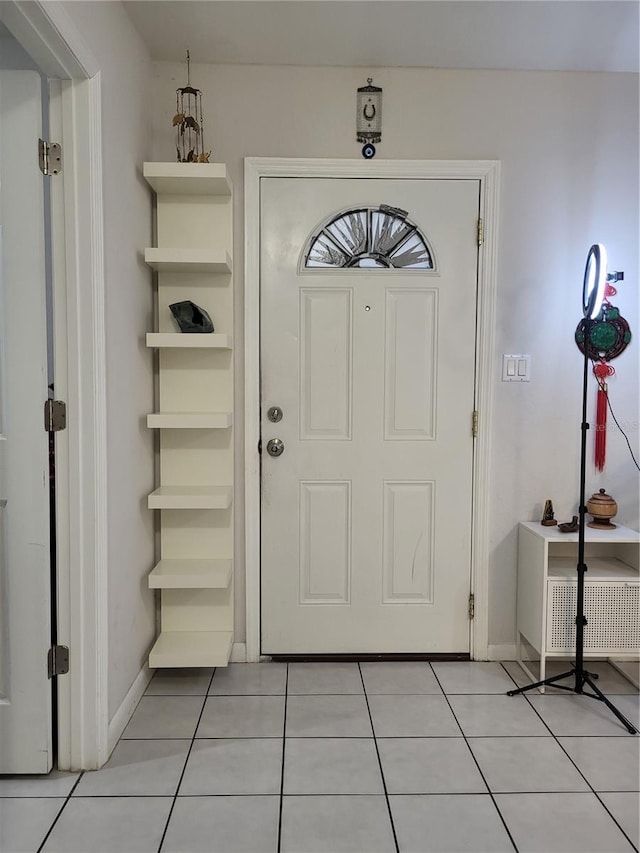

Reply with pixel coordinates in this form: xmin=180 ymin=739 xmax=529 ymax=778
xmin=507 ymin=244 xmax=637 ymax=735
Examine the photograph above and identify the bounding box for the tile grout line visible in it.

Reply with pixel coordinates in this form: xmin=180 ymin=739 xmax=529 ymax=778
xmin=358 ymin=662 xmax=400 ymax=853
xmin=276 ymin=663 xmax=289 ymax=853
xmin=26 ymin=662 xmax=637 ymax=852
xmin=510 ymin=665 xmax=638 ymax=851
xmin=34 ymin=669 xmax=176 ymax=851
xmin=500 ymin=662 xmax=557 ymax=740
xmin=35 ymin=770 xmax=85 ymax=852
xmin=502 ymin=662 xmax=640 ymax=852
xmin=432 ymin=663 xmax=519 ymax=853
xmin=155 ymin=668 xmax=217 ymax=853
xmin=507 ymin=662 xmax=640 ymax=852
xmin=592 ymin=791 xmax=640 ymax=853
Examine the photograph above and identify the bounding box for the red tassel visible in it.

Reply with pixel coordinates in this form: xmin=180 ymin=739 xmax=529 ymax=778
xmin=595 ymin=382 xmax=607 ymax=472
xmin=593 ymin=361 xmax=614 ymax=473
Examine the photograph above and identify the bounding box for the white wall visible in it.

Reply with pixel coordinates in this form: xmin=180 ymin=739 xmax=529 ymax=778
xmin=61 ymin=2 xmax=156 ymax=718
xmin=150 ymin=63 xmax=639 ymax=649
xmin=0 ymin=30 xmax=40 ymax=70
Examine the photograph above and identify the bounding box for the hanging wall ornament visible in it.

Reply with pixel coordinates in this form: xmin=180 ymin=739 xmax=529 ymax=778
xmin=575 ymin=279 xmax=632 ymax=471
xmin=173 ymin=50 xmax=211 ymax=163
xmin=356 ymin=78 xmax=382 ymax=159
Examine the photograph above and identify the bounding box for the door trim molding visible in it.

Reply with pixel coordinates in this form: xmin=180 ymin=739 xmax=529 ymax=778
xmin=0 ymin=1 xmax=108 ymax=769
xmin=244 ymin=157 xmax=500 ymax=663
xmin=52 ymin=72 xmax=109 ymax=770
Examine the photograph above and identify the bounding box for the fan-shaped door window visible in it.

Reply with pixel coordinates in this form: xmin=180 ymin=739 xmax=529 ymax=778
xmin=304 ymin=204 xmax=434 ymax=270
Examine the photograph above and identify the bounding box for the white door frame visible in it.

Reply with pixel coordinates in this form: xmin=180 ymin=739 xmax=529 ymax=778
xmin=244 ymin=157 xmax=500 ymax=663
xmin=0 ymin=1 xmax=108 ymax=769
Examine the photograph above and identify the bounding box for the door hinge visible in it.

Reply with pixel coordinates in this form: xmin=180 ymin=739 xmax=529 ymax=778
xmin=472 ymin=410 xmax=479 ymax=438
xmin=48 ymin=645 xmax=69 ymax=678
xmin=44 ymin=399 xmax=66 ymax=432
xmin=468 ymin=594 xmax=475 ymax=620
xmin=39 ymin=139 xmax=62 ymax=176
xmin=477 ymin=218 xmax=484 ymax=247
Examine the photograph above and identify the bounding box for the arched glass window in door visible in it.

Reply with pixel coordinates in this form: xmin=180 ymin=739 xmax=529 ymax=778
xmin=304 ymin=204 xmax=434 ymax=270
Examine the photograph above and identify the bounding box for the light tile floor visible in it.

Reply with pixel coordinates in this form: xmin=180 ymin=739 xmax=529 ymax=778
xmin=1 ymin=660 xmax=638 ymax=853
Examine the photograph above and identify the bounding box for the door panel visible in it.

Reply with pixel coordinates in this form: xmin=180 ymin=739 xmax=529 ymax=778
xmin=300 ymin=288 xmax=352 ymax=439
xmin=384 ymin=288 xmax=437 ymax=438
xmin=261 ymin=177 xmax=478 ymax=655
xmin=299 ymin=480 xmax=351 ymax=603
xmin=382 ymin=480 xmax=435 ymax=603
xmin=0 ymin=71 xmax=52 ymax=772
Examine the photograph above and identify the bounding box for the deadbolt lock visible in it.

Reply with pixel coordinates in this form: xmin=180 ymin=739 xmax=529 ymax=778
xmin=267 ymin=406 xmax=283 ymax=423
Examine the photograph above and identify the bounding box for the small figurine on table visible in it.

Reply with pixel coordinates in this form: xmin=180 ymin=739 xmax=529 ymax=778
xmin=541 ymin=499 xmax=558 ymax=526
xmin=558 ymin=515 xmax=579 ymax=533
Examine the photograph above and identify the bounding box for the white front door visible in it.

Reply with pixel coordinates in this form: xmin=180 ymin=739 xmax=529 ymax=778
xmin=261 ymin=177 xmax=479 ymax=655
xmin=0 ymin=71 xmax=53 ymax=772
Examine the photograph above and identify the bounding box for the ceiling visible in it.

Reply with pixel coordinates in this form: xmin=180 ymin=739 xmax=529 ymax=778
xmin=123 ymin=1 xmax=639 ymax=73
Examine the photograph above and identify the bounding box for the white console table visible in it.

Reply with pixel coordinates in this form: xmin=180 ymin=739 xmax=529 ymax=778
xmin=515 ymin=521 xmax=640 ymax=691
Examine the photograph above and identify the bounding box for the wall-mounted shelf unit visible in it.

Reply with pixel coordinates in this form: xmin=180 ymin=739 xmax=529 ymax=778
xmin=143 ymin=162 xmax=232 ymax=196
xmin=144 ymin=248 xmax=232 ymax=274
xmin=148 ymin=559 xmax=233 ymax=589
xmin=144 ymin=161 xmax=234 ymax=669
xmin=147 ymin=485 xmax=233 ymax=510
xmin=146 ymin=333 xmax=232 ymax=349
xmin=146 ymin=412 xmax=233 ymax=429
xmin=147 ymin=631 xmax=233 ymax=668
xmin=515 ymin=521 xmax=640 ymax=691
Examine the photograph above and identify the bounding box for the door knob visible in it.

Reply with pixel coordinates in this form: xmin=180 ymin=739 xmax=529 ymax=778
xmin=266 ymin=438 xmax=284 ymax=457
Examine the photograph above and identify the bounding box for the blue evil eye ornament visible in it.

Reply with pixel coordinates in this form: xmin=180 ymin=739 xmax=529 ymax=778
xmin=361 ymin=143 xmax=376 ymax=159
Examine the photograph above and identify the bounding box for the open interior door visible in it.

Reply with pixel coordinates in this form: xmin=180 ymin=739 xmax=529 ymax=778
xmin=0 ymin=70 xmax=53 ymax=773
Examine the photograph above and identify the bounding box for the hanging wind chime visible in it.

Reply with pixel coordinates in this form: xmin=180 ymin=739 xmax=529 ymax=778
xmin=172 ymin=50 xmax=211 ymax=163
xmin=575 ymin=271 xmax=631 ymax=471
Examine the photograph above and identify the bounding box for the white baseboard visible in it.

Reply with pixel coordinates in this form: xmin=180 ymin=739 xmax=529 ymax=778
xmin=487 ymin=644 xmax=516 ymax=661
xmin=230 ymin=642 xmax=247 ymax=663
xmin=107 ymin=663 xmax=153 ymax=759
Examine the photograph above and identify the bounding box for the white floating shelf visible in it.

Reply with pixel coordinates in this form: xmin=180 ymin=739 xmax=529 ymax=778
xmin=149 ymin=559 xmax=233 ymax=589
xmin=148 ymin=485 xmax=233 ymax=510
xmin=147 ymin=412 xmax=233 ymax=429
xmin=143 ymin=162 xmax=232 ymax=196
xmin=144 ymin=248 xmax=232 ymax=273
xmin=146 ymin=333 xmax=232 ymax=349
xmin=149 ymin=630 xmax=233 ymax=668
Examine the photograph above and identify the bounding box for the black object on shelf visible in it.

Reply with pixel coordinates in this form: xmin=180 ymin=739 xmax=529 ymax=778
xmin=169 ymin=300 xmax=214 ymax=333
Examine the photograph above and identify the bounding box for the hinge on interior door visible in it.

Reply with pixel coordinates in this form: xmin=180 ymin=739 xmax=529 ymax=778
xmin=477 ymin=218 xmax=484 ymax=247
xmin=468 ymin=594 xmax=475 ymax=620
xmin=48 ymin=645 xmax=69 ymax=678
xmin=38 ymin=139 xmax=62 ymax=176
xmin=472 ymin=410 xmax=479 ymax=438
xmin=44 ymin=399 xmax=66 ymax=432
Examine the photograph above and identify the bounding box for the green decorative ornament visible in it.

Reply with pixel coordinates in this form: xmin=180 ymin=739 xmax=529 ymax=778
xmin=575 ymin=303 xmax=631 ymax=361
xmin=575 ymin=299 xmax=632 ymax=473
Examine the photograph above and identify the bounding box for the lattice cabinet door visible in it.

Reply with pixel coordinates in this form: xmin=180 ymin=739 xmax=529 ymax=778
xmin=547 ymin=580 xmax=640 ymax=655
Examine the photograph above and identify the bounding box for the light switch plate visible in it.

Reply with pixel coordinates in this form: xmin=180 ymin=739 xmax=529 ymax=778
xmin=502 ymin=354 xmax=531 ymax=382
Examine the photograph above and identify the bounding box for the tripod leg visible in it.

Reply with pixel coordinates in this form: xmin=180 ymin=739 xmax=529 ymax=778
xmin=582 ymin=675 xmax=638 ymax=735
xmin=507 ymin=667 xmax=575 ymax=697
